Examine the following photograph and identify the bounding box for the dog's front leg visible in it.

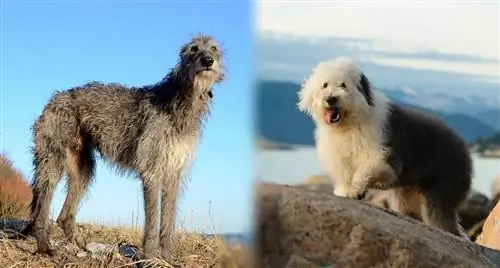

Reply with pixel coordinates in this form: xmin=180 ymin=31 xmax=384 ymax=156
xmin=344 ymin=171 xmax=369 ymax=200
xmin=347 ymin=164 xmax=399 ymax=200
xmin=329 ymin=168 xmax=351 ymax=197
xmin=159 ymin=169 xmax=183 ymax=264
xmin=365 ymin=164 xmax=399 ymax=190
xmin=333 ymin=182 xmax=349 ymax=197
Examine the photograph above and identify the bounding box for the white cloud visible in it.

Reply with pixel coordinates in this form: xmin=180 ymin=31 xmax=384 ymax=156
xmin=366 ymin=55 xmax=499 ymax=77
xmin=257 ymin=1 xmax=499 ymax=77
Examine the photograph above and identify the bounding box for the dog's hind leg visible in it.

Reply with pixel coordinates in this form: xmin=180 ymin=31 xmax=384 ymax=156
xmin=420 ymin=188 xmax=466 ymax=238
xmin=391 ymin=187 xmax=423 ymax=221
xmin=27 ymin=98 xmax=86 ymax=255
xmin=28 ymin=137 xmax=66 ymax=256
xmin=56 ymin=140 xmax=95 ymax=247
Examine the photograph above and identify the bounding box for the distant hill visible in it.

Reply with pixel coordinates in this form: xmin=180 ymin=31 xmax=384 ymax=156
xmin=257 ymin=80 xmax=498 ymax=146
xmin=475 ymin=132 xmax=500 ymax=151
xmin=475 ymin=109 xmax=500 ymax=131
xmin=379 ymin=86 xmax=500 ymax=131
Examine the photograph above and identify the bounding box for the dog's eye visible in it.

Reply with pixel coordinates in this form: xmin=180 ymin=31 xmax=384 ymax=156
xmin=339 ymin=82 xmax=346 ymax=88
xmin=322 ymin=82 xmax=328 ymax=88
xmin=211 ymin=46 xmax=217 ymax=52
xmin=190 ymin=45 xmax=199 ymax=52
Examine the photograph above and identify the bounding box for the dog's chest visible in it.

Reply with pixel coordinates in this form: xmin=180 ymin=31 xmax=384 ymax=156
xmin=315 ymin=126 xmax=385 ymax=180
xmin=166 ymin=134 xmax=199 ymax=171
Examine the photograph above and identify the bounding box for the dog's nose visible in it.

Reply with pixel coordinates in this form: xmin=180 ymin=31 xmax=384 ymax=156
xmin=326 ymin=96 xmax=338 ymax=106
xmin=200 ymin=56 xmax=214 ymax=67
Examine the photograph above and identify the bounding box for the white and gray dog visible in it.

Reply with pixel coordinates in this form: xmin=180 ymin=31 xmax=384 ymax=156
xmin=298 ymin=57 xmax=472 ymax=237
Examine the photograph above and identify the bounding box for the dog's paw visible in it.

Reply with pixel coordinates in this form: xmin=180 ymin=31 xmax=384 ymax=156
xmin=345 ymin=188 xmax=367 ymax=200
xmin=34 ymin=248 xmax=57 ymax=258
xmin=333 ymin=186 xmax=348 ymax=197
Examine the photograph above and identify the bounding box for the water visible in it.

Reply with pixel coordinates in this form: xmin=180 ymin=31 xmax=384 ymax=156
xmin=258 ymin=147 xmax=500 ymax=198
xmin=203 ymin=232 xmax=254 ymax=246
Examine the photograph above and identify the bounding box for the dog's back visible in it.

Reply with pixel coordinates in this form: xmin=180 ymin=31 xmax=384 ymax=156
xmin=384 ymin=104 xmax=473 ymax=195
xmin=384 ymin=103 xmax=473 ymax=237
xmin=33 ymin=82 xmax=148 ymax=167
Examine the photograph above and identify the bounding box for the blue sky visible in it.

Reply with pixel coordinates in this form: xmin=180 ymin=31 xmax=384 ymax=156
xmin=0 ymin=0 xmax=254 ymax=234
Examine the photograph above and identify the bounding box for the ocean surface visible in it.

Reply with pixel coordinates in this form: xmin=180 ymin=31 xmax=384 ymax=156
xmin=258 ymin=147 xmax=500 ymax=198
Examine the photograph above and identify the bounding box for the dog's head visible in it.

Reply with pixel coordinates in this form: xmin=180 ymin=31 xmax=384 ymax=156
xmin=178 ymin=35 xmax=225 ymax=98
xmin=297 ymin=57 xmax=374 ymax=127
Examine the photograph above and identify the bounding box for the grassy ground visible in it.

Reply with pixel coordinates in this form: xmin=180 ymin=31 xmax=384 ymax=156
xmin=0 ymin=222 xmax=254 ymax=268
xmin=0 ymin=154 xmax=254 ymax=267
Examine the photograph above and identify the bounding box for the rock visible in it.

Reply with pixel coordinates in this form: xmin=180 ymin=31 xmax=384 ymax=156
xmin=300 ymin=175 xmax=334 ymax=193
xmin=476 ymin=200 xmax=500 ymax=251
xmin=459 ymin=190 xmax=493 ymax=232
xmin=118 ymin=241 xmax=145 ymax=264
xmin=302 ymin=175 xmax=331 ymax=185
xmin=257 ymin=182 xmax=500 ymax=268
xmin=76 ymin=251 xmax=88 ymax=258
xmin=284 ymin=254 xmax=320 ymax=268
xmin=0 ymin=218 xmax=30 ymax=238
xmin=86 ymin=242 xmax=114 ymax=253
xmin=362 ymin=188 xmax=494 ymax=240
xmin=492 ymin=176 xmax=500 ymax=205
xmin=85 ymin=242 xmax=116 ymax=259
xmin=364 ymin=190 xmax=392 ymax=209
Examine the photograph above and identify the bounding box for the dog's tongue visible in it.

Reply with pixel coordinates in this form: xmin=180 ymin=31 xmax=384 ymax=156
xmin=324 ymin=109 xmax=334 ymax=124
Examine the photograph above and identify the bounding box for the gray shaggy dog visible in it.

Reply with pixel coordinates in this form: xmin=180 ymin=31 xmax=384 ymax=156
xmin=298 ymin=57 xmax=472 ymax=237
xmin=20 ymin=35 xmax=225 ymax=261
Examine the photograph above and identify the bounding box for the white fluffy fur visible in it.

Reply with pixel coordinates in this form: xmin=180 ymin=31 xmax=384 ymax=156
xmin=298 ymin=57 xmax=397 ymax=198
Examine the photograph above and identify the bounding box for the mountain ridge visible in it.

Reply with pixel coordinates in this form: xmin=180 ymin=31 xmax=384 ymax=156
xmin=257 ymin=80 xmax=498 ymax=147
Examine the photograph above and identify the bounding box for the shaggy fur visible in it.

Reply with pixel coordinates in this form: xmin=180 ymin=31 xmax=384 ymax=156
xmin=20 ymin=35 xmax=225 ymax=261
xmin=298 ymin=57 xmax=472 ymax=237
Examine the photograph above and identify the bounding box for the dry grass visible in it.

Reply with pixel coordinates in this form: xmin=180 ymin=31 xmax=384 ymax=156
xmin=0 ymin=222 xmax=254 ymax=268
xmin=0 ymin=154 xmax=254 ymax=267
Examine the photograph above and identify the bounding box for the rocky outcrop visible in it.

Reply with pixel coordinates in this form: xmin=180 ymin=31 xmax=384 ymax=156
xmin=459 ymin=190 xmax=495 ymax=239
xmin=257 ymin=183 xmax=500 ymax=268
xmin=492 ymin=176 xmax=500 ymax=205
xmin=364 ymin=188 xmax=495 ymax=240
xmin=302 ymin=175 xmax=330 ymax=186
xmin=477 ymin=200 xmax=500 ymax=251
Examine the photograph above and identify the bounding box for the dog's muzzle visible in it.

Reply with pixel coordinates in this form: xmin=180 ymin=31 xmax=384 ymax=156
xmin=200 ymin=55 xmax=215 ymax=68
xmin=324 ymin=96 xmax=342 ymax=124
xmin=195 ymin=55 xmax=217 ymax=74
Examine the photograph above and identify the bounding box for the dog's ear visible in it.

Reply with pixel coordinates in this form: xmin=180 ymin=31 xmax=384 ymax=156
xmin=297 ymin=77 xmax=314 ymax=114
xmin=357 ymin=73 xmax=374 ymax=106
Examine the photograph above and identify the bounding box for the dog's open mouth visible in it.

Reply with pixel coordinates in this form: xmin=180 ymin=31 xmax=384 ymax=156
xmin=325 ymin=108 xmax=342 ymax=124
